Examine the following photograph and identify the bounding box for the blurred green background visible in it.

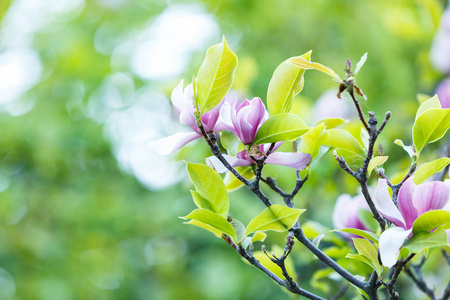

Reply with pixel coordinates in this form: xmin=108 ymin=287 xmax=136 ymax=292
xmin=0 ymin=0 xmax=449 ymax=299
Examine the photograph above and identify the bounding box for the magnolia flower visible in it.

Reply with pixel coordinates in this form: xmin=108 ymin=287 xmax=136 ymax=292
xmin=332 ymin=194 xmax=370 ymax=237
xmin=206 ymin=144 xmax=311 ymax=173
xmin=148 ymin=80 xmax=226 ymax=155
xmin=430 ymin=6 xmax=450 ymax=74
xmin=220 ymin=97 xmax=269 ymax=145
xmin=373 ymin=178 xmax=450 ymax=267
xmin=436 ymin=78 xmax=450 ymax=109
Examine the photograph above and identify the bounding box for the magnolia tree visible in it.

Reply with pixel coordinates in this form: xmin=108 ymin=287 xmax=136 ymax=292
xmin=150 ymin=37 xmax=450 ymax=299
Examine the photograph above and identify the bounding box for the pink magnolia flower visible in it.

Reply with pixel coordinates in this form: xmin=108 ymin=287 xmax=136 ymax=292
xmin=206 ymin=143 xmax=311 ymax=173
xmin=332 ymin=194 xmax=371 ymax=237
xmin=373 ymin=178 xmax=450 ymax=267
xmin=220 ymin=97 xmax=269 ymax=145
xmin=430 ymin=7 xmax=450 ymax=74
xmin=436 ymin=78 xmax=450 ymax=109
xmin=149 ymin=80 xmax=226 ymax=155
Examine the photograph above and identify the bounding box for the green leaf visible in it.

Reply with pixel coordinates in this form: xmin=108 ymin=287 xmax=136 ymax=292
xmin=404 ymin=227 xmax=449 ymax=253
xmin=358 ymin=210 xmax=379 ymax=233
xmin=412 ymin=108 xmax=450 ymax=155
xmin=315 ymin=117 xmax=345 ymax=129
xmin=354 ymin=53 xmax=368 ymax=76
xmin=288 ymin=54 xmax=341 ymax=82
xmin=195 ymin=37 xmax=238 ymax=113
xmin=413 ymin=157 xmax=450 ymax=184
xmin=230 ymin=219 xmax=246 ymax=243
xmin=186 ymin=162 xmax=229 ymax=218
xmin=181 ymin=209 xmax=236 ymax=239
xmin=224 ymin=166 xmax=255 ymax=192
xmin=254 ymin=113 xmax=309 ymax=144
xmin=336 ymin=228 xmax=379 ymax=243
xmin=367 ymin=156 xmax=388 ymax=177
xmin=245 ymin=204 xmax=305 ymax=236
xmin=322 ymin=129 xmax=366 ymax=157
xmin=345 ymin=253 xmax=377 ymax=271
xmin=267 ymin=51 xmax=311 ymax=115
xmin=412 ymin=210 xmax=450 ymax=234
xmin=221 ymin=130 xmax=241 ymax=156
xmin=394 ymin=139 xmax=416 ymax=159
xmin=415 ymin=94 xmax=441 ymax=120
xmin=184 ymin=219 xmax=223 ymax=238
xmin=352 ymin=238 xmax=382 ymax=276
xmin=251 ymin=231 xmax=267 ymax=243
xmin=300 ymin=123 xmax=327 ymax=158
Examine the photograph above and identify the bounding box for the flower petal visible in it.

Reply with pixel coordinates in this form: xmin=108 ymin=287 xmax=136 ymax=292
xmin=265 ymin=152 xmax=311 ymax=170
xmin=206 ymin=155 xmax=251 ymax=173
xmin=413 ymin=181 xmax=450 ymax=215
xmin=398 ymin=178 xmax=418 ymax=229
xmin=148 ymin=132 xmax=201 ymax=155
xmin=373 ymin=179 xmax=406 ymax=228
xmin=171 ymin=80 xmax=185 ymax=114
xmin=379 ymin=227 xmax=412 ymax=268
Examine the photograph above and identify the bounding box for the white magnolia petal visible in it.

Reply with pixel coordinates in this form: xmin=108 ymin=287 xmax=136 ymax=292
xmin=379 ymin=227 xmax=412 ymax=268
xmin=148 ymin=132 xmax=201 ymax=155
xmin=206 ymin=155 xmax=251 ymax=173
xmin=265 ymin=152 xmax=311 ymax=170
xmin=373 ymin=179 xmax=406 ymax=228
xmin=171 ymin=80 xmax=185 ymax=114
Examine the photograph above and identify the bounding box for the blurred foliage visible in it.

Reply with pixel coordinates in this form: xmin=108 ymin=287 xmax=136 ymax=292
xmin=0 ymin=0 xmax=449 ymax=299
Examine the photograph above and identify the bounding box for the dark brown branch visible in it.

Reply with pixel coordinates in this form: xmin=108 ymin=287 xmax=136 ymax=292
xmin=222 ymin=235 xmax=326 ymax=300
xmin=385 ymin=254 xmax=415 ymax=300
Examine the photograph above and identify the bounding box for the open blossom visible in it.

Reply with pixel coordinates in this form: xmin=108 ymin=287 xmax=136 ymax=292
xmin=332 ymin=194 xmax=370 ymax=238
xmin=220 ymin=97 xmax=269 ymax=145
xmin=436 ymin=78 xmax=450 ymax=109
xmin=149 ymin=80 xmax=226 ymax=155
xmin=373 ymin=178 xmax=450 ymax=267
xmin=206 ymin=143 xmax=311 ymax=173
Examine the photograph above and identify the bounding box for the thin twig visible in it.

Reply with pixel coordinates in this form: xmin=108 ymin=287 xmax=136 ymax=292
xmin=385 ymin=254 xmax=415 ymax=300
xmin=222 ymin=235 xmax=326 ymax=300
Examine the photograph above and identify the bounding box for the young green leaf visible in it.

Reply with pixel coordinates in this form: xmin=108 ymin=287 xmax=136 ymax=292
xmin=336 ymin=228 xmax=379 ymax=243
xmin=412 ymin=210 xmax=450 ymax=234
xmin=251 ymin=231 xmax=267 ymax=243
xmin=181 ymin=209 xmax=236 ymax=239
xmin=224 ymin=166 xmax=255 ymax=192
xmin=220 ymin=130 xmax=241 ymax=156
xmin=186 ymin=162 xmax=229 ymax=218
xmin=322 ymin=129 xmax=366 ymax=156
xmin=354 ymin=53 xmax=368 ymax=76
xmin=184 ymin=219 xmax=222 ymax=238
xmin=267 ymin=51 xmax=311 ymax=115
xmin=230 ymin=219 xmax=246 ymax=243
xmin=315 ymin=117 xmax=345 ymax=129
xmin=404 ymin=227 xmax=449 ymax=253
xmin=352 ymin=238 xmax=382 ymax=276
xmin=394 ymin=139 xmax=416 ymax=159
xmin=288 ymin=54 xmax=341 ymax=82
xmin=415 ymin=94 xmax=441 ymax=120
xmin=367 ymin=156 xmax=388 ymax=177
xmin=300 ymin=123 xmax=327 ymax=158
xmin=195 ymin=37 xmax=238 ymax=113
xmin=345 ymin=253 xmax=378 ymax=273
xmin=413 ymin=157 xmax=450 ymax=184
xmin=254 ymin=113 xmax=309 ymax=144
xmin=245 ymin=204 xmax=305 ymax=236
xmin=412 ymin=108 xmax=450 ymax=156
